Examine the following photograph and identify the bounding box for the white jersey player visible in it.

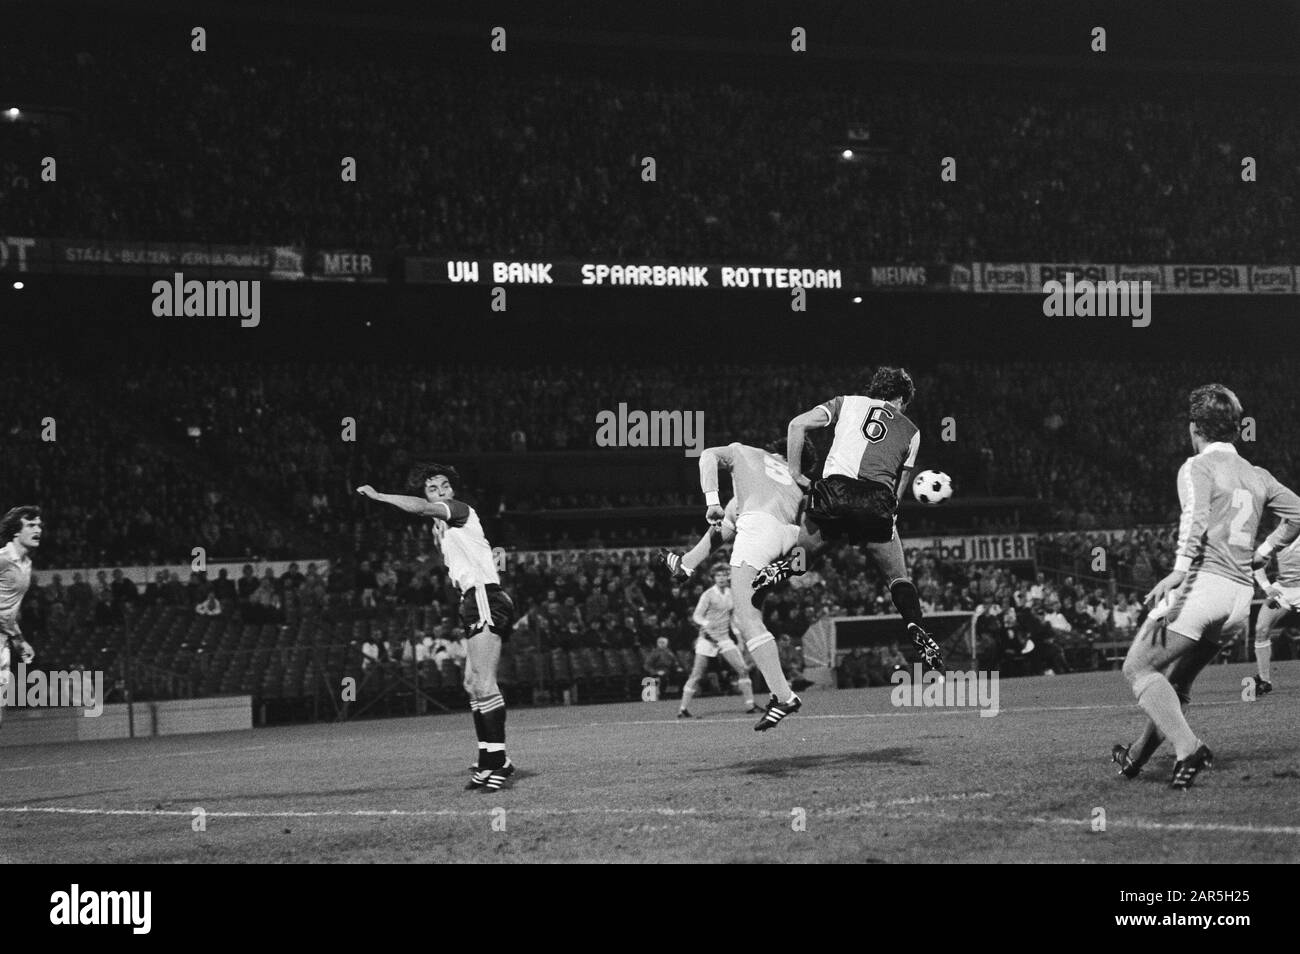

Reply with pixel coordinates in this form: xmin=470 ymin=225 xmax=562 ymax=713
xmin=1250 ymin=536 xmax=1300 ymax=693
xmin=678 ymin=564 xmax=755 ymax=718
xmin=358 ymin=465 xmax=518 ymax=791
xmin=661 ymin=441 xmax=811 ymax=729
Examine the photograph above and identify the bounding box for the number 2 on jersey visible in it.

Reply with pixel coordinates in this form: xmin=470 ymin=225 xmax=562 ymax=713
xmin=1228 ymin=487 xmax=1254 ymax=547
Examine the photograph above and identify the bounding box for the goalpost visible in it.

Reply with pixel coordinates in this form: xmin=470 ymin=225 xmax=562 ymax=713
xmin=800 ymin=611 xmax=977 ymax=688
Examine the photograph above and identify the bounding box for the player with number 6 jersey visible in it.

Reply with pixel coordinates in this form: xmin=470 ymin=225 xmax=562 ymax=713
xmin=754 ymin=366 xmax=945 ymax=676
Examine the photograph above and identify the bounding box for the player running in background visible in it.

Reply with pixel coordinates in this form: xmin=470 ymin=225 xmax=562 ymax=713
xmin=678 ymin=564 xmax=757 ymax=718
xmin=754 ymin=366 xmax=944 ymax=672
xmin=0 ymin=506 xmax=41 ymax=726
xmin=1249 ymin=536 xmax=1300 ymax=694
xmin=358 ymin=465 xmax=518 ymax=792
xmin=1116 ymin=385 xmax=1300 ymax=789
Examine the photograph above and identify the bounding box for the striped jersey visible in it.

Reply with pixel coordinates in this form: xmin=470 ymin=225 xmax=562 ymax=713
xmin=1173 ymin=442 xmax=1300 ymax=585
xmin=817 ymin=395 xmax=920 ymax=491
xmin=0 ymin=542 xmax=33 ymax=639
xmin=692 ymin=584 xmax=734 ymax=639
xmin=700 ymin=443 xmax=803 ymax=525
xmin=432 ymin=503 xmax=501 ymax=593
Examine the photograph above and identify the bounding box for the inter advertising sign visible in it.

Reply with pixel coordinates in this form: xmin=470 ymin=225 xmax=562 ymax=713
xmin=900 ymin=533 xmax=1036 ymax=564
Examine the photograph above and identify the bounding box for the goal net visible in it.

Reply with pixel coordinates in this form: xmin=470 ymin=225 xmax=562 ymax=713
xmin=800 ymin=611 xmax=976 ymax=689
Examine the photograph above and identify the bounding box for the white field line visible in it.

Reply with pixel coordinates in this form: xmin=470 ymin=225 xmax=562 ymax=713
xmin=0 ymin=697 xmax=1257 ymax=773
xmin=877 ymin=810 xmax=1300 ymax=837
xmin=2 ymin=793 xmax=1298 ymax=836
xmin=523 ymin=698 xmax=1247 ymax=731
xmin=0 ymin=790 xmax=992 ymax=819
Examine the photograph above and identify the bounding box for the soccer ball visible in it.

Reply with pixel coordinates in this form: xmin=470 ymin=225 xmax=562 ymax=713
xmin=912 ymin=470 xmax=953 ymax=504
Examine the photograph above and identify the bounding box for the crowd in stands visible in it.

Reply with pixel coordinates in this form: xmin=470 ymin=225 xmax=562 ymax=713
xmin=25 ymin=521 xmax=1284 ymax=685
xmin=4 ymin=359 xmax=1296 ymax=565
xmin=5 ymin=32 xmax=1298 ymax=264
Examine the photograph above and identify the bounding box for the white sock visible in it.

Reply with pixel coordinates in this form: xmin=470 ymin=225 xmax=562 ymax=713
xmin=738 ymin=677 xmax=753 ymax=707
xmin=746 ymin=632 xmax=793 ymax=703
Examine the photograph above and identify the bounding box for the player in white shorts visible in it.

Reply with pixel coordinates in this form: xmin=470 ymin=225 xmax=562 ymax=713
xmin=1250 ymin=536 xmax=1300 ymax=694
xmin=699 ymin=441 xmax=815 ymax=730
xmin=679 ymin=564 xmax=756 ymax=717
xmin=1116 ymin=385 xmax=1300 ymax=788
xmin=659 ymin=440 xmax=817 ymax=729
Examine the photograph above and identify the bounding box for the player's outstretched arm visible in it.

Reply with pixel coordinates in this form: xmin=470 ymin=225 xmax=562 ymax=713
xmin=787 ymin=407 xmax=829 ymax=488
xmin=356 ymin=485 xmax=449 ymax=519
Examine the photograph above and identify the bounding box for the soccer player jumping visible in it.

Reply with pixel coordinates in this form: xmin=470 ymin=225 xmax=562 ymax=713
xmin=0 ymin=506 xmax=41 ymax=726
xmin=754 ymin=366 xmax=944 ymax=672
xmin=1116 ymin=385 xmax=1300 ymax=789
xmin=358 ymin=465 xmax=518 ymax=792
xmin=690 ymin=442 xmax=815 ymax=730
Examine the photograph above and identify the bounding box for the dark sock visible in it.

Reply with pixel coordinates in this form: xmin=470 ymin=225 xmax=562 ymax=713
xmin=479 ymin=693 xmax=507 ymax=770
xmin=889 ymin=579 xmax=924 ymax=628
xmin=471 ymin=707 xmax=488 ymax=769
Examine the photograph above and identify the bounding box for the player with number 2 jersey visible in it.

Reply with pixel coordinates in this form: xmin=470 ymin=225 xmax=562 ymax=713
xmin=1116 ymin=384 xmax=1300 ymax=789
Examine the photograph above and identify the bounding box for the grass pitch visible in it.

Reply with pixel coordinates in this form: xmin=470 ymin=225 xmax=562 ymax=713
xmin=1 ymin=662 xmax=1296 ymax=863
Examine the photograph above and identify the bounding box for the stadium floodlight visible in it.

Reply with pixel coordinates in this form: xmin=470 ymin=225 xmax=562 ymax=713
xmin=4 ymin=107 xmax=19 ymax=120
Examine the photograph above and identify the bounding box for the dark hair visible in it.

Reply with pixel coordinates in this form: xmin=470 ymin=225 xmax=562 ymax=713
xmin=1188 ymin=384 xmax=1242 ymax=444
xmin=866 ymin=366 xmax=916 ymax=405
xmin=0 ymin=505 xmax=41 ymax=543
xmin=410 ymin=462 xmax=463 ymax=494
